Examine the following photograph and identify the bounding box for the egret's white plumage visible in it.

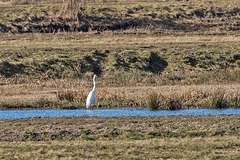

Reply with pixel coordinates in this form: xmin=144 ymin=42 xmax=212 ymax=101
xmin=86 ymin=75 xmax=97 ymax=109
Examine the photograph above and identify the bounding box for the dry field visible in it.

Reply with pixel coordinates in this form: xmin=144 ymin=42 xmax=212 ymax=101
xmin=0 ymin=115 xmax=240 ymax=159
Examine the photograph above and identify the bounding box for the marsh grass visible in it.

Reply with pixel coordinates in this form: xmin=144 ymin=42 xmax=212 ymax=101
xmin=208 ymin=92 xmax=228 ymax=109
xmin=56 ymin=90 xmax=76 ymax=102
xmin=148 ymin=93 xmax=183 ymax=110
xmin=147 ymin=92 xmax=160 ymax=111
xmin=0 ymin=81 xmax=240 ymax=110
xmin=163 ymin=94 xmax=182 ymax=110
xmin=231 ymin=95 xmax=240 ymax=109
xmin=0 ymin=97 xmax=77 ymax=109
xmin=146 ymin=86 xmax=240 ymax=110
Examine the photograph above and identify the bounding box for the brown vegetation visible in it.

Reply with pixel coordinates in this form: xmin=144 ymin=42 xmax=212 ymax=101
xmin=0 ymin=0 xmax=240 ymax=110
xmin=1 ymin=0 xmax=240 ymax=33
xmin=0 ymin=115 xmax=239 ymax=141
xmin=0 ymin=115 xmax=240 ymax=159
xmin=0 ymin=80 xmax=239 ymax=109
xmin=0 ymin=1 xmax=240 ymax=159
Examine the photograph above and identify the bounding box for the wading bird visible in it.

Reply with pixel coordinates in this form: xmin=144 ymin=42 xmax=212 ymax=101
xmin=86 ymin=75 xmax=97 ymax=109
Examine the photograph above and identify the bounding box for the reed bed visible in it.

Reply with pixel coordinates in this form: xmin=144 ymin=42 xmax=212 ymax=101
xmin=1 ymin=80 xmax=239 ymax=109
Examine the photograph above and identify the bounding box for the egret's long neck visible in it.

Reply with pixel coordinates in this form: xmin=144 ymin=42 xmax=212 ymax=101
xmin=93 ymin=77 xmax=96 ymax=90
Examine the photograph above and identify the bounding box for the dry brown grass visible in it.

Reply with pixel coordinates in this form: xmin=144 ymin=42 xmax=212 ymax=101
xmin=0 ymin=115 xmax=240 ymax=159
xmin=0 ymin=79 xmax=239 ymax=109
xmin=10 ymin=0 xmax=36 ymax=5
xmin=2 ymin=0 xmax=240 ymax=34
xmin=1 ymin=0 xmax=240 ymax=109
xmin=1 ymin=136 xmax=240 ymax=159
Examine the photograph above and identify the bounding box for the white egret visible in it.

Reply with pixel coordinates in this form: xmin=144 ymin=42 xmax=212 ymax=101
xmin=86 ymin=75 xmax=97 ymax=109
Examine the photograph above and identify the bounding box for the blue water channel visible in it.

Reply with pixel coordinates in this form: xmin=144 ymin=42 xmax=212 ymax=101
xmin=0 ymin=108 xmax=240 ymax=119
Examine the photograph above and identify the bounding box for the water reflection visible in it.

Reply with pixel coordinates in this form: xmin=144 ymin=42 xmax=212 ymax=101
xmin=0 ymin=108 xmax=240 ymax=119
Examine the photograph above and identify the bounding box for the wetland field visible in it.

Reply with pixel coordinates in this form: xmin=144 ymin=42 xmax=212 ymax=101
xmin=0 ymin=115 xmax=240 ymax=159
xmin=0 ymin=0 xmax=240 ymax=159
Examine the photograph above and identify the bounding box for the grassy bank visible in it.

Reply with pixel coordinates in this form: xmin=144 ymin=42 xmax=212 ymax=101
xmin=1 ymin=0 xmax=240 ymax=33
xmin=0 ymin=115 xmax=240 ymax=159
xmin=1 ymin=82 xmax=240 ymax=109
xmin=0 ymin=33 xmax=240 ymax=109
xmin=0 ymin=0 xmax=240 ymax=109
xmin=1 ymin=33 xmax=240 ymax=84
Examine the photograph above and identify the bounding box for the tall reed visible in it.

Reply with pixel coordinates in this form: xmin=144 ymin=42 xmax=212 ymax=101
xmin=63 ymin=0 xmax=86 ymax=18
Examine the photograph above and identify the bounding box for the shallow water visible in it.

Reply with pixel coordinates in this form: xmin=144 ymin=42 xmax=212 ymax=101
xmin=0 ymin=108 xmax=240 ymax=119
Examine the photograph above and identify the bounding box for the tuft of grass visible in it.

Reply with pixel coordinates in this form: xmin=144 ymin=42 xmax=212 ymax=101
xmin=231 ymin=95 xmax=240 ymax=109
xmin=163 ymin=94 xmax=182 ymax=110
xmin=63 ymin=0 xmax=86 ymax=18
xmin=208 ymin=91 xmax=229 ymax=109
xmin=147 ymin=92 xmax=160 ymax=111
xmin=147 ymin=93 xmax=183 ymax=111
xmin=56 ymin=90 xmax=76 ymax=102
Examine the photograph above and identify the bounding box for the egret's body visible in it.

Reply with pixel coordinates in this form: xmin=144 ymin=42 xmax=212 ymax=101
xmin=86 ymin=75 xmax=97 ymax=109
